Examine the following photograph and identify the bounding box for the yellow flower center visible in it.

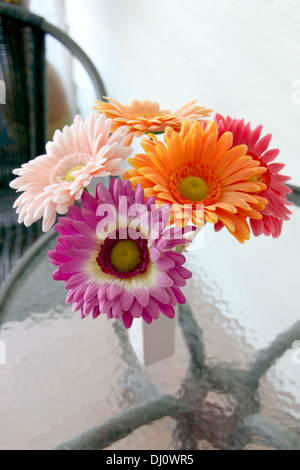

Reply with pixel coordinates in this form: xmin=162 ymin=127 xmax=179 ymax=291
xmin=64 ymin=166 xmax=84 ymax=183
xmin=110 ymin=240 xmax=141 ymax=273
xmin=178 ymin=176 xmax=209 ymax=202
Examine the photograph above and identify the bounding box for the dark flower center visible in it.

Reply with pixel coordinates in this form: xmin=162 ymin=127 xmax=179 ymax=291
xmin=96 ymin=230 xmax=150 ymax=279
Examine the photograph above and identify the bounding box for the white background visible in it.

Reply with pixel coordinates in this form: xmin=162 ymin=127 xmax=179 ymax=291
xmin=62 ymin=0 xmax=300 ymax=186
xmin=1 ymin=1 xmax=299 ymax=449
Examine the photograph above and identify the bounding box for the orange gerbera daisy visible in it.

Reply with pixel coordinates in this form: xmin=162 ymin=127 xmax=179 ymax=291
xmin=124 ymin=120 xmax=269 ymax=243
xmin=93 ymin=97 xmax=212 ymax=146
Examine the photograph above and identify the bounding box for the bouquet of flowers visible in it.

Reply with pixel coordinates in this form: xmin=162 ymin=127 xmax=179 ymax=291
xmin=9 ymin=97 xmax=292 ymax=330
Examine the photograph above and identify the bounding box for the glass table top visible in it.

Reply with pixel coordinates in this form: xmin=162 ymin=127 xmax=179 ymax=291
xmin=0 ymin=206 xmax=299 ymax=450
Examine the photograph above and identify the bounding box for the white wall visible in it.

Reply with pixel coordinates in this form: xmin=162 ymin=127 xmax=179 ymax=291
xmin=64 ymin=0 xmax=300 ymax=185
xmin=30 ymin=0 xmax=76 ymax=116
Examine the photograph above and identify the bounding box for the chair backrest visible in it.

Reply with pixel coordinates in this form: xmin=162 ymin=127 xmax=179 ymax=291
xmin=0 ymin=7 xmax=47 ymax=185
xmin=0 ymin=2 xmax=107 ymax=285
xmin=0 ymin=3 xmax=107 ymax=176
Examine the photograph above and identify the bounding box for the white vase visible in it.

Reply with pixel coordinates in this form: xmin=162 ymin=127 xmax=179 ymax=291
xmin=128 ymin=310 xmax=177 ymax=366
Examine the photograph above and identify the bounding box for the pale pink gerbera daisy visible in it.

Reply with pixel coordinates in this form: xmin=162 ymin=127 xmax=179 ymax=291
xmin=215 ymin=114 xmax=293 ymax=238
xmin=49 ymin=179 xmax=192 ymax=329
xmin=9 ymin=113 xmax=132 ymax=232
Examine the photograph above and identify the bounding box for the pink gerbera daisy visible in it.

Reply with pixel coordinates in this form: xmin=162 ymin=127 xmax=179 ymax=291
xmin=9 ymin=113 xmax=132 ymax=232
xmin=215 ymin=114 xmax=292 ymax=238
xmin=49 ymin=179 xmax=192 ymax=329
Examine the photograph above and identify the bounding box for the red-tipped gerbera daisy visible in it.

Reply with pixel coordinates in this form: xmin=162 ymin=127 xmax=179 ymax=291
xmin=49 ymin=179 xmax=192 ymax=329
xmin=124 ymin=120 xmax=269 ymax=243
xmin=215 ymin=114 xmax=293 ymax=238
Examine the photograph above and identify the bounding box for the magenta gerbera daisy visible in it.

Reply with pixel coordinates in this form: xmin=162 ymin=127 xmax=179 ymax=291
xmin=49 ymin=179 xmax=192 ymax=329
xmin=214 ymin=114 xmax=292 ymax=238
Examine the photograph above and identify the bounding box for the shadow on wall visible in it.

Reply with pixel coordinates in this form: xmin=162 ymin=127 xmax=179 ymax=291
xmin=47 ymin=61 xmax=72 ymax=140
xmin=2 ymin=0 xmax=73 ymax=138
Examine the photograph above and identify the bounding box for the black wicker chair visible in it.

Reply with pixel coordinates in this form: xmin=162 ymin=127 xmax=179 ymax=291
xmin=0 ymin=2 xmax=107 ymax=286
